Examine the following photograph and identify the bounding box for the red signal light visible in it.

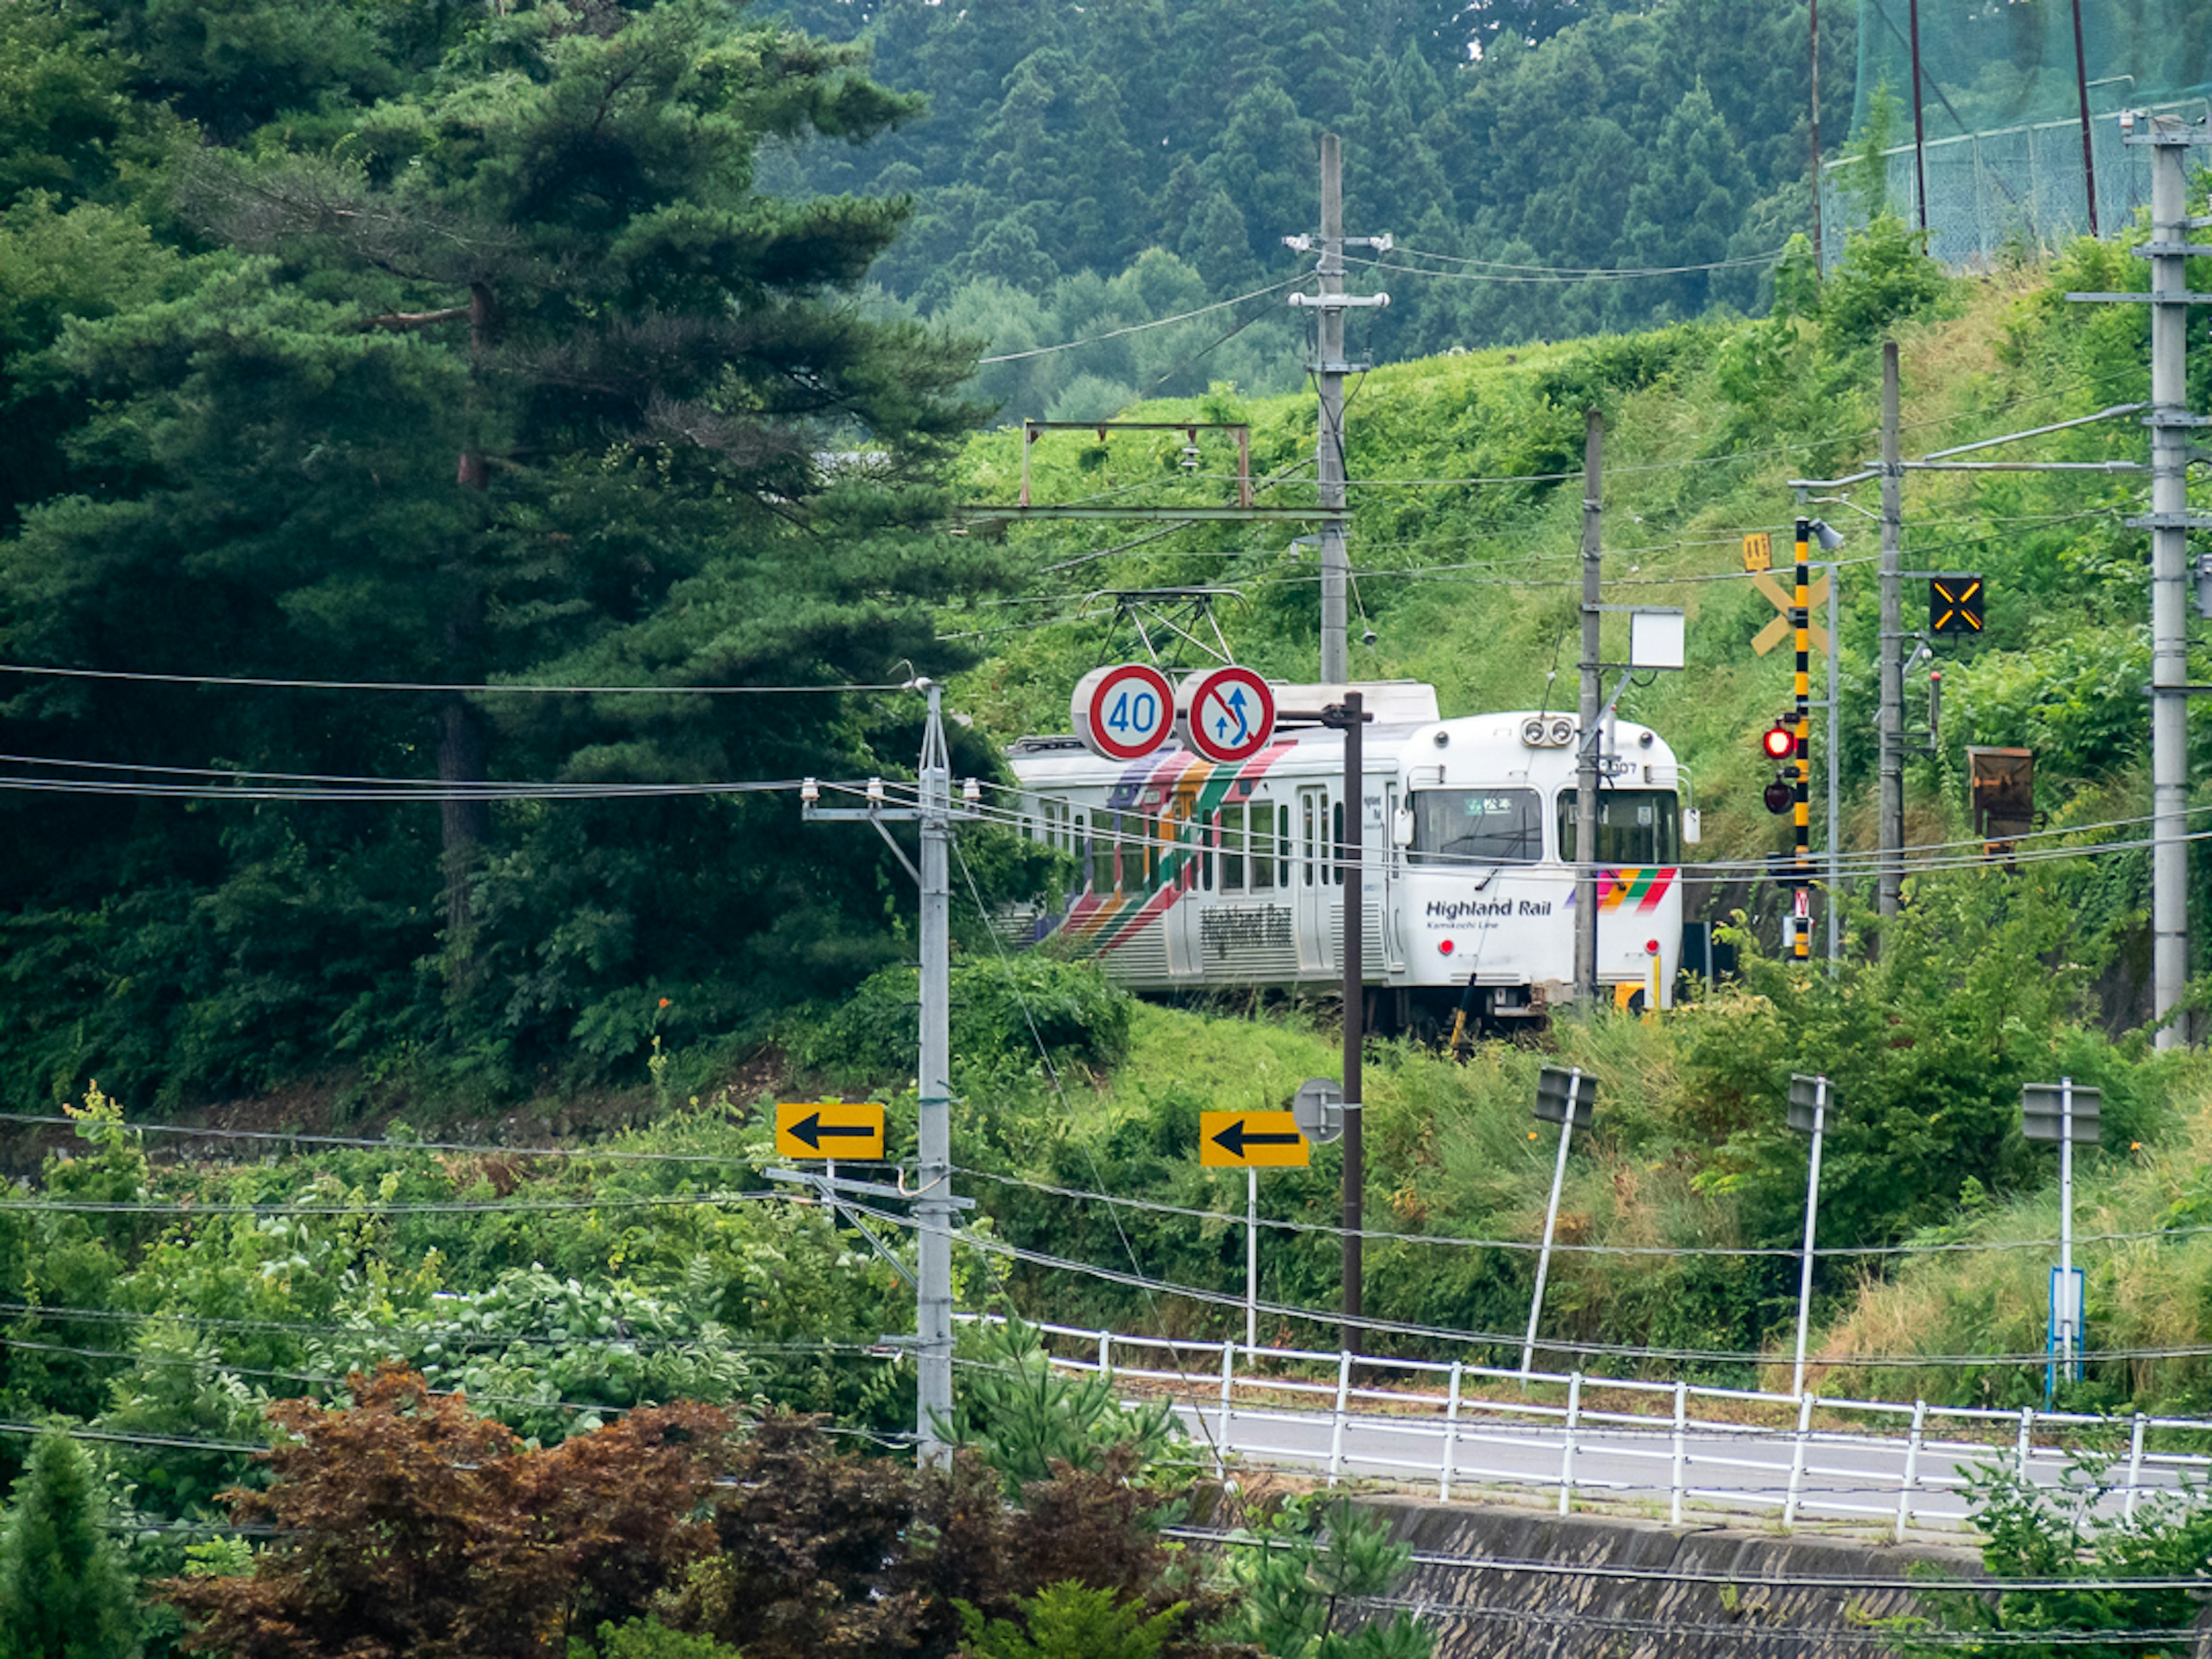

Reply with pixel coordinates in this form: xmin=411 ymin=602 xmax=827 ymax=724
xmin=1760 ymin=723 xmax=1796 ymax=761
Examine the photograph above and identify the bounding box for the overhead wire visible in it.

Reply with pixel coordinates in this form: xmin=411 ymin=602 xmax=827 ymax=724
xmin=975 ymin=275 xmax=1312 ymax=365
xmin=0 ymin=664 xmax=912 ymax=695
xmin=1376 ymin=243 xmax=1789 ymax=281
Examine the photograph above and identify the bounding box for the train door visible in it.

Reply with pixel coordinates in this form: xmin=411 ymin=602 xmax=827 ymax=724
xmin=1164 ymin=789 xmax=1207 ymax=980
xmin=1380 ymin=781 xmax=1406 ymax=974
xmin=1295 ymin=785 xmax=1333 ymax=976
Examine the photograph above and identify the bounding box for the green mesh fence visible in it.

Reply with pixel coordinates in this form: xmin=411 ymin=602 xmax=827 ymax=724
xmin=1830 ymin=0 xmax=2212 ymax=265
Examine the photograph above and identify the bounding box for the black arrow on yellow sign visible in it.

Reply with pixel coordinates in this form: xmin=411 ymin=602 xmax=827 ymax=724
xmin=1200 ymin=1109 xmax=1309 ymax=1168
xmin=775 ymin=1101 xmax=886 ymax=1161
xmin=787 ymin=1113 xmax=874 ymax=1151
xmin=1213 ymin=1119 xmax=1300 ymax=1159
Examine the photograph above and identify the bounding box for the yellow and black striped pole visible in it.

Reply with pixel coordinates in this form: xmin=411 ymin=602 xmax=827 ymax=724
xmin=1792 ymin=517 xmax=1813 ymax=960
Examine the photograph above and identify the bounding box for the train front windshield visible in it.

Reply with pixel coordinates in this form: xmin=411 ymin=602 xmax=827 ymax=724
xmin=1556 ymin=790 xmax=1680 ymax=864
xmin=1409 ymin=789 xmax=1544 ymax=866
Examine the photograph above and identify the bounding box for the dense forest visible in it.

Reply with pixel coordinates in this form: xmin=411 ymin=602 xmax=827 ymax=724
xmin=0 ymin=0 xmax=1044 ymax=1108
xmin=767 ymin=0 xmax=1851 ymax=414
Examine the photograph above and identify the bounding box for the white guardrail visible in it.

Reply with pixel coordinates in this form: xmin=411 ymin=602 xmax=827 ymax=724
xmin=968 ymin=1316 xmax=2212 ymax=1537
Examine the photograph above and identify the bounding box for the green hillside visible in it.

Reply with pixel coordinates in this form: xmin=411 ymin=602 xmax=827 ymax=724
xmin=953 ymin=224 xmax=2186 ymax=918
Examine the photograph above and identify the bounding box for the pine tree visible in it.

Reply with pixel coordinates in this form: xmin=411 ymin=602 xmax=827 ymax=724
xmin=1 ymin=0 xmax=1008 ymax=1093
xmin=0 ymin=1430 xmax=141 ymax=1659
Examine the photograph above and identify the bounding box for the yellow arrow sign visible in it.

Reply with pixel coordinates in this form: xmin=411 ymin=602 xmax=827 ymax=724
xmin=1751 ymin=569 xmax=1830 ymax=657
xmin=776 ymin=1101 xmax=886 ymax=1161
xmin=1201 ymin=1110 xmax=1310 ymax=1168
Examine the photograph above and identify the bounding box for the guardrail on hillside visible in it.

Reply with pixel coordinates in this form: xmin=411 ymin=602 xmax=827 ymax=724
xmin=967 ymin=1316 xmax=2212 ymax=1536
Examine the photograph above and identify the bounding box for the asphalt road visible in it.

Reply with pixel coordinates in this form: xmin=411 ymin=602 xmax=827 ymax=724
xmin=1161 ymin=1396 xmax=2193 ymax=1531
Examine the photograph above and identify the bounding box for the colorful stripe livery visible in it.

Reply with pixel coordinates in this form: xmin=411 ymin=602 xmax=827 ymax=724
xmin=1048 ymin=742 xmax=1297 ymax=957
xmin=1597 ymin=868 xmax=1676 ymax=913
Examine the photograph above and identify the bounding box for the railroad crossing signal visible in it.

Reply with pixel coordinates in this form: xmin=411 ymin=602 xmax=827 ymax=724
xmin=1930 ymin=574 xmax=1984 ymax=635
xmin=1200 ymin=1110 xmax=1309 ymax=1168
xmin=1749 ymin=569 xmax=1828 ymax=656
xmin=775 ymin=1101 xmax=887 ymax=1160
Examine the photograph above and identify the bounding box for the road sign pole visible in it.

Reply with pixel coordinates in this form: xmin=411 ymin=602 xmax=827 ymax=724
xmin=1791 ymin=1077 xmax=1828 ymax=1397
xmin=1247 ymin=1166 xmax=1259 ymax=1351
xmin=1521 ymin=1068 xmax=1580 ymax=1378
xmin=2059 ymin=1077 xmax=2075 ymax=1378
xmin=916 ymin=684 xmax=955 ymax=1467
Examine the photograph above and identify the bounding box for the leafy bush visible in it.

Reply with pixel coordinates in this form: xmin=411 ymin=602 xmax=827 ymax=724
xmin=804 ymin=957 xmax=1134 ymax=1088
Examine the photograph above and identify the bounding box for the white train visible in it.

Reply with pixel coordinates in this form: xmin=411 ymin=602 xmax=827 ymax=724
xmin=1006 ymin=681 xmax=1690 ymax=1032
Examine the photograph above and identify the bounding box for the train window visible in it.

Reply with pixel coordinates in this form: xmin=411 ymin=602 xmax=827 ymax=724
xmin=1277 ymin=805 xmax=1291 ymax=888
xmin=1557 ymin=791 xmax=1681 ymax=865
xmin=1300 ymin=795 xmax=1319 ymax=886
xmin=1331 ymin=801 xmax=1346 ymax=885
xmin=1218 ymin=804 xmax=1248 ymax=892
xmin=1092 ymin=813 xmax=1119 ymax=893
xmin=1410 ymin=789 xmax=1543 ymax=866
xmin=1247 ymin=800 xmax=1276 ymax=892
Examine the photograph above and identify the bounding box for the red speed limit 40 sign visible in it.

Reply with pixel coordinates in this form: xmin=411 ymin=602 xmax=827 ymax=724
xmin=1179 ymin=666 xmax=1276 ymax=764
xmin=1072 ymin=664 xmax=1177 ymax=762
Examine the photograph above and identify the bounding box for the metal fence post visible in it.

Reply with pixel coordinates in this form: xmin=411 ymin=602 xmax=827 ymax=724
xmin=1896 ymin=1400 xmax=1926 ymax=1541
xmin=1217 ymin=1342 xmax=1237 ymax=1474
xmin=1783 ymin=1393 xmax=1815 ymax=1529
xmin=1670 ymin=1380 xmax=1688 ymax=1526
xmin=2016 ymin=1407 xmax=2035 ymax=1482
xmin=1440 ymin=1361 xmax=1464 ymax=1503
xmin=2125 ymin=1413 xmax=2148 ymax=1522
xmin=1559 ymin=1372 xmax=1584 ymax=1517
xmin=1327 ymin=1351 xmax=1353 ymax=1486
xmin=1099 ymin=1331 xmax=1112 ymax=1379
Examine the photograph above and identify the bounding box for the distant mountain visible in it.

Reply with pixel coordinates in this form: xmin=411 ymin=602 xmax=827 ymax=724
xmin=769 ymin=0 xmax=1851 ymax=403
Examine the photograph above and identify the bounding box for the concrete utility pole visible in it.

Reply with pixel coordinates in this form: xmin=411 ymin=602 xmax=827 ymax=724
xmin=1317 ymin=134 xmax=1349 ymax=685
xmin=1808 ymin=0 xmax=1825 ymax=271
xmin=1286 ymin=135 xmax=1388 ymax=684
xmin=2068 ymin=113 xmax=2207 ymax=1048
xmin=1877 ymin=343 xmax=1904 ymax=922
xmin=2145 ymin=124 xmax=2197 ymax=1048
xmin=914 ymin=685 xmax=955 ymax=1457
xmin=1574 ymin=411 xmax=1603 ymax=1002
xmin=802 ymin=684 xmax=962 ymax=1464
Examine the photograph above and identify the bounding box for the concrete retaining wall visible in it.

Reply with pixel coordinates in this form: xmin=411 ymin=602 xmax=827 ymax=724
xmin=1358 ymin=1499 xmax=1984 ymax=1659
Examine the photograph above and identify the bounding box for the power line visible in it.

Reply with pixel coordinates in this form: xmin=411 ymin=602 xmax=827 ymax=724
xmin=952 ymin=1164 xmax=2212 ymax=1265
xmin=0 ymin=1190 xmax=793 ymax=1218
xmin=0 ymin=1298 xmax=900 ymax=1359
xmin=1378 ymin=243 xmax=1789 ymax=281
xmin=975 ymin=275 xmax=1310 ymax=365
xmin=0 ymin=663 xmax=912 ymax=695
xmin=0 ymin=1111 xmax=765 ymax=1165
xmin=869 ymin=1204 xmax=2212 ymax=1370
xmin=0 ymin=774 xmax=810 ymax=804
